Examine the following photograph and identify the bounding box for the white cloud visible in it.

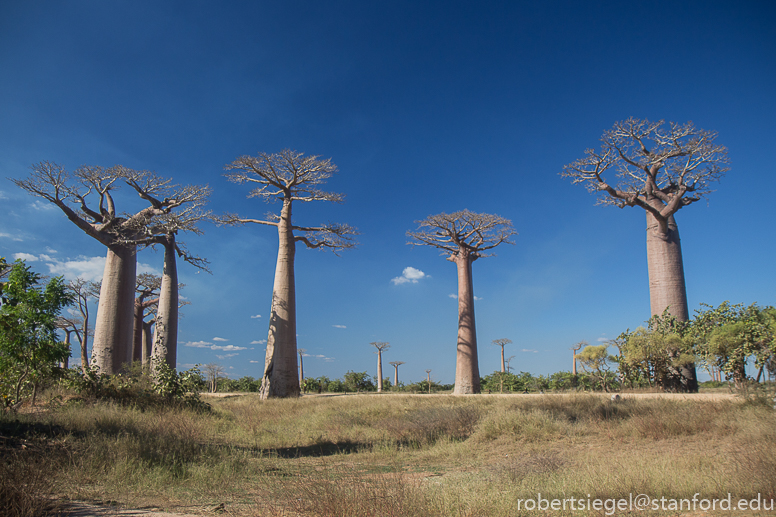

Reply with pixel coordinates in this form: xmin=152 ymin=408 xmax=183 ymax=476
xmin=13 ymin=252 xmax=39 ymax=262
xmin=43 ymin=255 xmax=106 ymax=282
xmin=30 ymin=200 xmax=56 ymax=211
xmin=0 ymin=232 xmax=23 ymax=242
xmin=521 ymin=349 xmax=538 ymax=353
xmin=597 ymin=337 xmax=608 ymax=342
xmin=211 ymin=344 xmax=247 ymax=351
xmin=0 ymin=191 xmax=7 ymax=199
xmin=249 ymin=360 xmax=260 ymax=363
xmin=213 ymin=337 xmax=229 ymax=342
xmin=391 ymin=266 xmax=428 ymax=285
xmin=45 ymin=247 xmax=57 ymax=254
xmin=250 ymin=340 xmax=266 ymax=345
xmin=185 ymin=341 xmax=213 ymax=348
xmin=216 ymin=353 xmax=239 ymax=359
xmin=250 ymin=314 xmax=262 ymax=319
xmin=332 ymin=324 xmax=346 ymax=329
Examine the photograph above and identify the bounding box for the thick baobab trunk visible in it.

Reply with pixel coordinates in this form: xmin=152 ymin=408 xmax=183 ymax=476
xmin=394 ymin=366 xmax=399 ymax=387
xmin=645 ymin=212 xmax=689 ymax=321
xmin=298 ymin=353 xmax=304 ymax=389
xmin=377 ymin=351 xmax=384 ymax=392
xmin=152 ymin=237 xmax=179 ymax=370
xmin=645 ymin=207 xmax=698 ymax=392
xmin=500 ymin=347 xmax=505 ymax=373
xmin=261 ymin=200 xmax=300 ymax=399
xmin=132 ymin=300 xmax=144 ymax=363
xmin=80 ymin=318 xmax=89 ymax=373
xmin=92 ymin=244 xmax=137 ymax=374
xmin=452 ymin=252 xmax=480 ymax=394
xmin=141 ymin=320 xmax=153 ymax=367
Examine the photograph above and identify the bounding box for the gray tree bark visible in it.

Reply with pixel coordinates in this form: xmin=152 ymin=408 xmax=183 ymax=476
xmin=260 ymin=200 xmax=301 ymax=398
xmin=152 ymin=236 xmax=179 ymax=370
xmin=452 ymin=250 xmax=480 ymax=394
xmin=92 ymin=245 xmax=137 ymax=373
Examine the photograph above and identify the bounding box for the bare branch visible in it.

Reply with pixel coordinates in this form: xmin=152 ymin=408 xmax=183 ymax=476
xmin=562 ymin=118 xmax=729 ymax=223
xmin=408 ymin=209 xmax=516 ymax=259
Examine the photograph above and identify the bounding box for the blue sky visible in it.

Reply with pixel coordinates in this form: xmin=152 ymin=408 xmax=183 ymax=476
xmin=1 ymin=1 xmax=774 ymax=384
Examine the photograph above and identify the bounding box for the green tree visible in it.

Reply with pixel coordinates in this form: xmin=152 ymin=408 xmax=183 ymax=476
xmin=0 ymin=260 xmax=72 ymax=411
xmin=343 ymin=370 xmax=375 ymax=392
xmin=576 ymin=345 xmax=615 ymax=392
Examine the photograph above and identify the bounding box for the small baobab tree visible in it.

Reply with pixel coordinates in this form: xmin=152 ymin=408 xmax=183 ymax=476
xmin=370 ymin=342 xmax=390 ymax=392
xmin=57 ymin=278 xmax=100 ymax=373
xmin=562 ymin=119 xmax=728 ymax=392
xmin=133 ymin=274 xmax=160 ymax=364
xmin=505 ymin=355 xmax=515 ymax=373
xmin=408 ymin=210 xmax=516 ymax=394
xmin=203 ymin=363 xmax=226 ymax=393
xmin=425 ymin=369 xmax=432 ymax=394
xmin=492 ymin=338 xmax=512 ymax=373
xmin=571 ymin=340 xmax=587 ymax=376
xmin=221 ymin=150 xmax=358 ymax=399
xmin=389 ymin=360 xmax=405 ymax=387
xmin=13 ymin=162 xmax=209 ymax=374
xmin=298 ymin=348 xmax=306 ymax=389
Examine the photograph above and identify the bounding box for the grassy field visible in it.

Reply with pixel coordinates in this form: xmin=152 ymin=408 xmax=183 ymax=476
xmin=2 ymin=390 xmax=775 ymax=516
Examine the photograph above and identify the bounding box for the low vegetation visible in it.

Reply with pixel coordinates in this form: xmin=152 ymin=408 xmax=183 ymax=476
xmin=2 ymin=388 xmax=775 ymax=516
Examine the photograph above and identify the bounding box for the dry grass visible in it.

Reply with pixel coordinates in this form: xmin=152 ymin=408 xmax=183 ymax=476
xmin=2 ymin=392 xmax=775 ymax=516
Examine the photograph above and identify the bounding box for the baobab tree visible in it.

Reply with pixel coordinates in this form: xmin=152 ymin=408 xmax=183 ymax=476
xmin=370 ymin=342 xmax=390 ymax=392
xmin=13 ymin=162 xmax=210 ymax=374
xmin=571 ymin=340 xmax=587 ymax=376
xmin=57 ymin=278 xmax=100 ymax=373
xmin=298 ymin=348 xmax=306 ymax=389
xmin=425 ymin=369 xmax=432 ymax=394
xmin=408 ymin=210 xmax=516 ymax=394
xmin=492 ymin=338 xmax=512 ymax=372
xmin=221 ymin=150 xmax=358 ymax=399
xmin=148 ymin=208 xmax=211 ymax=372
xmin=505 ymin=355 xmax=515 ymax=373
xmin=133 ymin=274 xmax=160 ymax=364
xmin=389 ymin=361 xmax=405 ymax=387
xmin=562 ymin=118 xmax=728 ymax=392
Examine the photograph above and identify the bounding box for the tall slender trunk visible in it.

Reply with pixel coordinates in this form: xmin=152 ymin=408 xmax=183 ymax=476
xmin=500 ymin=346 xmax=505 ymax=373
xmin=299 ymin=354 xmax=304 ymax=389
xmin=645 ymin=205 xmax=698 ymax=392
xmin=377 ymin=351 xmax=384 ymax=392
xmin=142 ymin=320 xmax=153 ymax=367
xmin=152 ymin=236 xmax=179 ymax=371
xmin=394 ymin=366 xmax=399 ymax=387
xmin=261 ymin=199 xmax=300 ymax=398
xmin=132 ymin=299 xmax=144 ymax=363
xmin=92 ymin=244 xmax=137 ymax=374
xmin=80 ymin=317 xmax=89 ymax=373
xmin=452 ymin=251 xmax=480 ymax=394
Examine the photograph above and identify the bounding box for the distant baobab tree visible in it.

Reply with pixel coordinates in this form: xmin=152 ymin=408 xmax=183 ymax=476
xmin=505 ymin=355 xmax=515 ymax=373
xmin=389 ymin=361 xmax=405 ymax=387
xmin=13 ymin=162 xmax=210 ymax=374
xmin=298 ymin=348 xmax=306 ymax=389
xmin=571 ymin=341 xmax=587 ymax=376
xmin=133 ymin=274 xmax=160 ymax=364
xmin=408 ymin=210 xmax=516 ymax=394
xmin=221 ymin=150 xmax=358 ymax=399
xmin=58 ymin=278 xmax=100 ymax=373
xmin=562 ymin=119 xmax=728 ymax=392
xmin=425 ymin=369 xmax=432 ymax=394
xmin=370 ymin=342 xmax=390 ymax=392
xmin=492 ymin=338 xmax=512 ymax=372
